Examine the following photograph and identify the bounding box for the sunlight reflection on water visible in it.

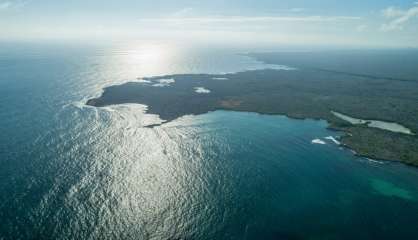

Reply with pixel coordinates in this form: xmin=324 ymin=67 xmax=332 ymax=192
xmin=3 ymin=43 xmax=418 ymax=240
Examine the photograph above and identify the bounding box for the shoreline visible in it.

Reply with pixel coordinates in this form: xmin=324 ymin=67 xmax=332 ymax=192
xmin=86 ymin=64 xmax=418 ymax=166
xmin=86 ymin=101 xmax=417 ymax=168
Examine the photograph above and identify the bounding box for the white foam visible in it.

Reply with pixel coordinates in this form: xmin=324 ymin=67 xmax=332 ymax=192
xmin=152 ymin=78 xmax=175 ymax=87
xmin=212 ymin=77 xmax=229 ymax=80
xmin=66 ymin=100 xmax=87 ymax=110
xmin=325 ymin=136 xmax=341 ymax=145
xmin=271 ymin=65 xmax=297 ymax=71
xmin=158 ymin=78 xmax=175 ymax=84
xmin=134 ymin=78 xmax=152 ymax=83
xmin=312 ymin=139 xmax=326 ymax=145
xmin=366 ymin=158 xmax=385 ymax=164
xmin=194 ymin=87 xmax=211 ymax=94
xmin=99 ymin=103 xmax=165 ymax=127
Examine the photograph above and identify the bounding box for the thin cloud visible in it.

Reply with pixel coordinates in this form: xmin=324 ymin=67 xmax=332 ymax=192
xmin=274 ymin=8 xmax=307 ymax=13
xmin=356 ymin=24 xmax=367 ymax=32
xmin=288 ymin=8 xmax=306 ymax=13
xmin=380 ymin=5 xmax=418 ymax=31
xmin=0 ymin=0 xmax=27 ymax=10
xmin=382 ymin=6 xmax=405 ymax=18
xmin=139 ymin=15 xmax=361 ymax=25
xmin=171 ymin=7 xmax=194 ymax=17
xmin=0 ymin=1 xmax=12 ymax=10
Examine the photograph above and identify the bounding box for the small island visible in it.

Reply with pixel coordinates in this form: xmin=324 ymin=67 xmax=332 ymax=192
xmin=87 ymin=52 xmax=418 ymax=166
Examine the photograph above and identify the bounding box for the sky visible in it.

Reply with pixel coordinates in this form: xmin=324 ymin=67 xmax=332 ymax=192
xmin=1 ymin=0 xmax=418 ymax=47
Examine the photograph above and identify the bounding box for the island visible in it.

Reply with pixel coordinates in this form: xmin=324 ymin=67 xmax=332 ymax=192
xmin=87 ymin=51 xmax=418 ymax=166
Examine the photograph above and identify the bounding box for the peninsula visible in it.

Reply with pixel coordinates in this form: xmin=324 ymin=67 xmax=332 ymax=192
xmin=87 ymin=51 xmax=418 ymax=166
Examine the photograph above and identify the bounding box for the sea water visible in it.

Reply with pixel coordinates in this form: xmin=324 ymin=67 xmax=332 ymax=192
xmin=1 ymin=42 xmax=418 ymax=240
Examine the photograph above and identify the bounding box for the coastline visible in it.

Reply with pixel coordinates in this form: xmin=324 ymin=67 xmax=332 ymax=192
xmin=86 ymin=98 xmax=418 ymax=168
xmin=86 ymin=60 xmax=418 ymax=166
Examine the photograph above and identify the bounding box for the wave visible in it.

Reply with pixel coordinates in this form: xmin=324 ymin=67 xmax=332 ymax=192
xmin=194 ymin=87 xmax=211 ymax=94
xmin=311 ymin=139 xmax=326 ymax=145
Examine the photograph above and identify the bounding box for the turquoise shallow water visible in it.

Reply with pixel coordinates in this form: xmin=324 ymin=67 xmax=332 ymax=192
xmin=1 ymin=42 xmax=418 ymax=239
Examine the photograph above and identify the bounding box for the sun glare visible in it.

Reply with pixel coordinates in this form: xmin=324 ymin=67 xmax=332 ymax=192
xmin=107 ymin=43 xmax=176 ymax=79
xmin=130 ymin=44 xmax=168 ymax=61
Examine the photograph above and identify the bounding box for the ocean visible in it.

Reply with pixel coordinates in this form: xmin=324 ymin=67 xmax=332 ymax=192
xmin=1 ymin=42 xmax=418 ymax=240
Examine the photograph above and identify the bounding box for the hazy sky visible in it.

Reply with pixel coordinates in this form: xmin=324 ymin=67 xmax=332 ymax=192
xmin=1 ymin=0 xmax=418 ymax=47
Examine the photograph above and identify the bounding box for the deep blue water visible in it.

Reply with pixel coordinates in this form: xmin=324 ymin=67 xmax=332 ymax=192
xmin=1 ymin=42 xmax=418 ymax=240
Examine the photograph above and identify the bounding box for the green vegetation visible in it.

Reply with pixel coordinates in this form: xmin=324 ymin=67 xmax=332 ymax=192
xmin=87 ymin=51 xmax=418 ymax=166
